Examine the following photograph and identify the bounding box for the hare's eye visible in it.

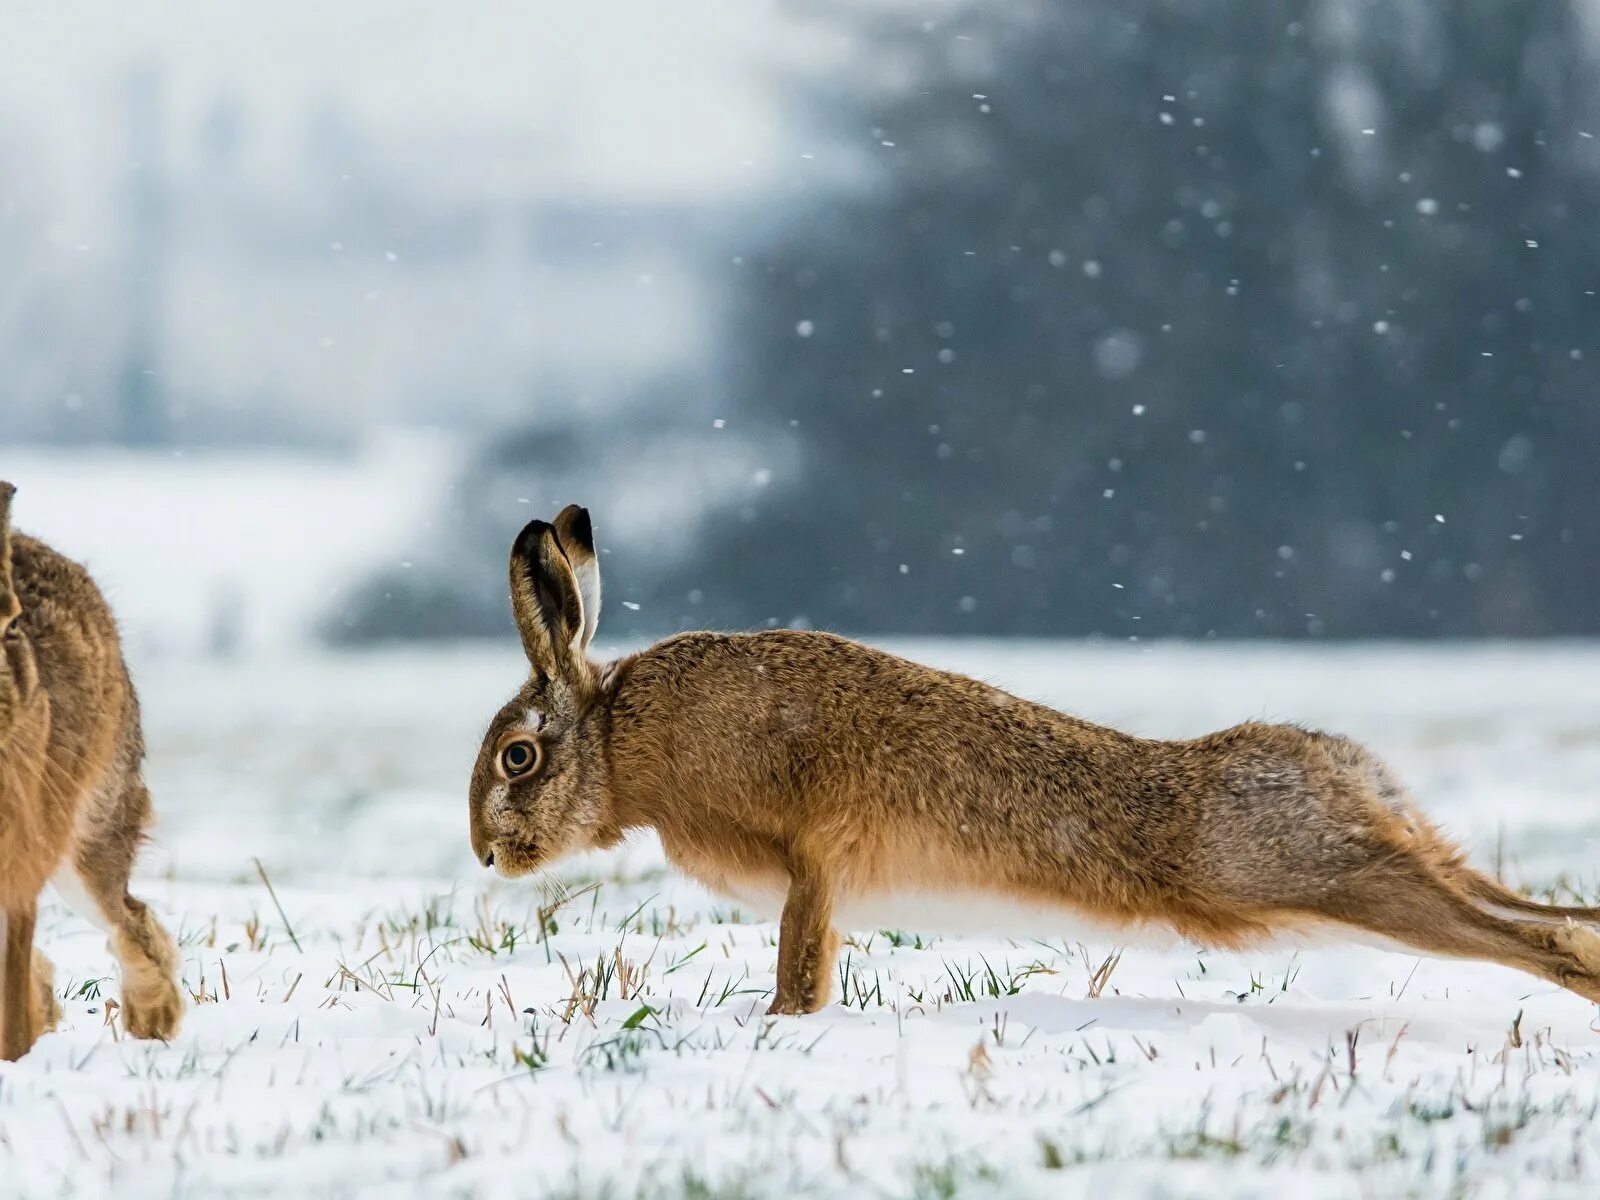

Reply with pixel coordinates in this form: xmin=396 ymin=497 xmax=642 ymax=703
xmin=2 ymin=621 xmax=19 ymax=642
xmin=501 ymin=740 xmax=539 ymax=777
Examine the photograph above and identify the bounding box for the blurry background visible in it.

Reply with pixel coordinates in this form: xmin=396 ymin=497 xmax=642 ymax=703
xmin=11 ymin=17 xmax=1600 ymax=1192
xmin=5 ymin=0 xmax=1600 ymax=656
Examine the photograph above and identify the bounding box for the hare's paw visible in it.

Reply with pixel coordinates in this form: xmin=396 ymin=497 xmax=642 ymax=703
xmin=123 ymin=989 xmax=182 ymax=1040
xmin=766 ymin=984 xmax=830 ymax=1016
xmin=1549 ymin=922 xmax=1600 ymax=1003
xmin=119 ymin=930 xmax=183 ymax=1039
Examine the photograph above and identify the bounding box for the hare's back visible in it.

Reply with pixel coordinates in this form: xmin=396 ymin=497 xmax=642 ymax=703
xmin=10 ymin=533 xmax=135 ymax=779
xmin=11 ymin=533 xmax=124 ymax=666
xmin=621 ymin=628 xmax=1158 ymax=834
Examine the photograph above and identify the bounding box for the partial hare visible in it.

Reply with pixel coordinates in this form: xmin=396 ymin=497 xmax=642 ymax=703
xmin=470 ymin=506 xmax=1600 ymax=1014
xmin=0 ymin=483 xmax=182 ymax=1059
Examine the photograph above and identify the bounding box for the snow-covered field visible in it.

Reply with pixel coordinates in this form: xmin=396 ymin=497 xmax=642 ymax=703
xmin=8 ymin=640 xmax=1600 ymax=1199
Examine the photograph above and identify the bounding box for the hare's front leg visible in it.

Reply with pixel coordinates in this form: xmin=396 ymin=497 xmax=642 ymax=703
xmin=770 ymin=863 xmax=840 ymax=1016
xmin=31 ymin=947 xmax=61 ymax=1038
xmin=1 ymin=903 xmax=39 ymax=1060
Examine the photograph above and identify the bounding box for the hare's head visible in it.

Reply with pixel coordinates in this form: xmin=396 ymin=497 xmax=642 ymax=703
xmin=0 ymin=483 xmax=40 ymax=741
xmin=469 ymin=505 xmax=612 ymax=877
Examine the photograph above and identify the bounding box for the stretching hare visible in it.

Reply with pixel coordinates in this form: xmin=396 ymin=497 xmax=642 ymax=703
xmin=470 ymin=506 xmax=1600 ymax=1014
xmin=0 ymin=483 xmax=182 ymax=1059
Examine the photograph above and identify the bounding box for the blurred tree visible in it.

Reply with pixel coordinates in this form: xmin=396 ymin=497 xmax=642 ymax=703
xmin=658 ymin=0 xmax=1600 ymax=636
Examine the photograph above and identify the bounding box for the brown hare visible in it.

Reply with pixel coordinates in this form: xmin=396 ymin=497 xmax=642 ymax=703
xmin=0 ymin=483 xmax=182 ymax=1060
xmin=469 ymin=505 xmax=1600 ymax=1015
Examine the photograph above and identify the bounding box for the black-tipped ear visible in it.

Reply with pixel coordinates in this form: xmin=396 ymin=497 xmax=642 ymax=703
xmin=509 ymin=519 xmax=585 ymax=670
xmin=553 ymin=504 xmax=592 ymax=555
xmin=552 ymin=504 xmax=601 ymax=650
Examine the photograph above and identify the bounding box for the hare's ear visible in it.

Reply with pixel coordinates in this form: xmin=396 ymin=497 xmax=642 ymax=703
xmin=509 ymin=519 xmax=585 ymax=673
xmin=552 ymin=504 xmax=600 ymax=650
xmin=0 ymin=481 xmax=15 ymax=586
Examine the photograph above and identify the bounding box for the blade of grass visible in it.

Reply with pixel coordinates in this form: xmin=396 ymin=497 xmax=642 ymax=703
xmin=252 ymin=857 xmax=303 ymax=953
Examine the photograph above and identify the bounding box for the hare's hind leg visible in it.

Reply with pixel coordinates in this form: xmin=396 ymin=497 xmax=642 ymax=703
xmin=58 ymin=779 xmax=182 ymax=1041
xmin=57 ymin=862 xmax=181 ymax=1040
xmin=1283 ymin=734 xmax=1600 ymax=997
xmin=1309 ymin=855 xmax=1600 ymax=1001
xmin=1449 ymin=867 xmax=1600 ymax=926
xmin=109 ymin=895 xmax=182 ymax=1039
xmin=1 ymin=903 xmax=39 ymax=1060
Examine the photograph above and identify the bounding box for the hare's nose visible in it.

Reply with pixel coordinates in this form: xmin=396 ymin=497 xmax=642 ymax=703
xmin=482 ymin=851 xmax=495 ymax=868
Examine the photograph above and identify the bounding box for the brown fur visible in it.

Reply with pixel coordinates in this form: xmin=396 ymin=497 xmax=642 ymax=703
xmin=470 ymin=506 xmax=1600 ymax=1015
xmin=0 ymin=483 xmax=181 ymax=1059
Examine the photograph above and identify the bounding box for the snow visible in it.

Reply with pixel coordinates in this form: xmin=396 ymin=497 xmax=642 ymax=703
xmin=8 ymin=640 xmax=1600 ymax=1197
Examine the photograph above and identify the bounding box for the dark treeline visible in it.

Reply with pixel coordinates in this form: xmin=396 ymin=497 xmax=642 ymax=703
xmin=334 ymin=1 xmax=1600 ymax=643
